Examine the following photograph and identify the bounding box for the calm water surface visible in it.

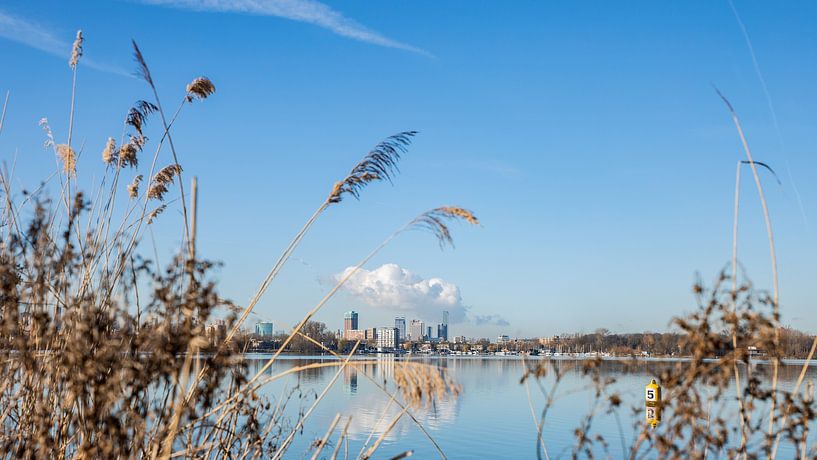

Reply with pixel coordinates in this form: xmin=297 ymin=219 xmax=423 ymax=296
xmin=245 ymin=355 xmax=817 ymax=459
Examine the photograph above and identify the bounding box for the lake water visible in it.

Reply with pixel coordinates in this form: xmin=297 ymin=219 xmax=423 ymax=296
xmin=245 ymin=355 xmax=817 ymax=459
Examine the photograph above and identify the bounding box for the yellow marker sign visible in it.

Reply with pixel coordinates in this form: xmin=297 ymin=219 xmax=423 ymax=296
xmin=645 ymin=379 xmax=661 ymax=406
xmin=645 ymin=405 xmax=661 ymax=428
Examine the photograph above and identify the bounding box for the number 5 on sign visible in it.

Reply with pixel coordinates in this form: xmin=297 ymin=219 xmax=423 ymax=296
xmin=645 ymin=379 xmax=661 ymax=406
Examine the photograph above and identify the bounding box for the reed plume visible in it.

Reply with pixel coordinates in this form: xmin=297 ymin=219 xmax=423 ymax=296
xmin=102 ymin=137 xmax=116 ymax=164
xmin=69 ymin=30 xmax=83 ymax=69
xmin=186 ymin=77 xmax=216 ymax=101
xmin=119 ymin=140 xmax=139 ymax=168
xmin=127 ymin=100 xmax=159 ymax=138
xmin=147 ymin=204 xmax=166 ymax=224
xmin=128 ymin=175 xmax=143 ymax=199
xmin=56 ymin=144 xmax=77 ymax=175
xmin=408 ymin=206 xmax=479 ymax=248
xmin=131 ymin=39 xmax=153 ymax=86
xmin=148 ymin=164 xmax=183 ymax=200
xmin=328 ymin=131 xmax=417 ymax=203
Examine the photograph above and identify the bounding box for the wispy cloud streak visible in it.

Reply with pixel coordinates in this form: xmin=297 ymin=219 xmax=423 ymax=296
xmin=0 ymin=10 xmax=128 ymax=76
xmin=137 ymin=0 xmax=431 ymax=56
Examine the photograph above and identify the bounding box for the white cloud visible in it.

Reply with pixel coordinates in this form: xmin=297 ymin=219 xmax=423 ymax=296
xmin=0 ymin=10 xmax=129 ymax=76
xmin=335 ymin=263 xmax=509 ymax=327
xmin=136 ymin=0 xmax=431 ymax=56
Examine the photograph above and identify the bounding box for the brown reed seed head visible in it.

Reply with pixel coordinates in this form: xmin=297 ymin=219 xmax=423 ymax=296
xmin=118 ymin=142 xmax=138 ymax=168
xmin=186 ymin=77 xmax=216 ymax=102
xmin=128 ymin=175 xmax=143 ymax=199
xmin=56 ymin=144 xmax=76 ymax=175
xmin=126 ymin=101 xmax=158 ymax=137
xmin=69 ymin=30 xmax=83 ymax=69
xmin=102 ymin=137 xmax=116 ymax=164
xmin=409 ymin=207 xmax=479 ymax=248
xmin=148 ymin=164 xmax=182 ymax=201
xmin=147 ymin=204 xmax=166 ymax=224
xmin=327 ymin=131 xmax=417 ymax=204
xmin=131 ymin=40 xmax=153 ymax=86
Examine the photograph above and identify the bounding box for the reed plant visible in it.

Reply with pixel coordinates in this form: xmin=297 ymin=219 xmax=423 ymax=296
xmin=0 ymin=33 xmax=471 ymax=459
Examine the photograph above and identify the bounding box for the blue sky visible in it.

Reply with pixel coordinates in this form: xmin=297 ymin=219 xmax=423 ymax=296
xmin=1 ymin=0 xmax=815 ymax=338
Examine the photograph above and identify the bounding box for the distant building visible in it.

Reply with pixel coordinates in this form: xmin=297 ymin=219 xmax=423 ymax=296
xmin=437 ymin=324 xmax=448 ymax=341
xmin=344 ymin=311 xmax=358 ymax=331
xmin=365 ymin=327 xmax=378 ymax=340
xmin=376 ymin=327 xmax=399 ymax=350
xmin=343 ymin=311 xmax=359 ymax=339
xmin=255 ymin=322 xmax=274 ymax=337
xmin=427 ymin=326 xmax=433 ymax=340
xmin=454 ymin=336 xmax=467 ymax=344
xmin=438 ymin=310 xmax=449 ymax=341
xmin=409 ymin=320 xmax=425 ymax=341
xmin=497 ymin=334 xmax=510 ymax=344
xmin=345 ymin=329 xmax=366 ymax=341
xmin=394 ymin=316 xmax=406 ymax=343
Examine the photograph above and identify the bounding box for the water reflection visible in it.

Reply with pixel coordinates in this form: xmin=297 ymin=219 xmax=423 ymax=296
xmin=238 ymin=356 xmax=817 ymax=458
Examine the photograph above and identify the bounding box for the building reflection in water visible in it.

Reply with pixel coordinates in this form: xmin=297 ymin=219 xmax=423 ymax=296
xmin=343 ymin=366 xmax=358 ymax=394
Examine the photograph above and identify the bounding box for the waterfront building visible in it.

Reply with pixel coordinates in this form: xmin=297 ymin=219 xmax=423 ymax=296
xmin=345 ymin=329 xmax=365 ymax=341
xmin=255 ymin=322 xmax=274 ymax=337
xmin=438 ymin=310 xmax=449 ymax=341
xmin=344 ymin=310 xmax=358 ymax=331
xmin=365 ymin=327 xmax=378 ymax=340
xmin=394 ymin=316 xmax=406 ymax=343
xmin=376 ymin=327 xmax=399 ymax=350
xmin=409 ymin=320 xmax=425 ymax=341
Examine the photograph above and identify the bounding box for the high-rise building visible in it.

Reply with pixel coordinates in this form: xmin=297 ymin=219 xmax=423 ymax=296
xmin=438 ymin=310 xmax=449 ymax=341
xmin=427 ymin=326 xmax=433 ymax=340
xmin=394 ymin=316 xmax=406 ymax=343
xmin=409 ymin=319 xmax=425 ymax=341
xmin=255 ymin=322 xmax=274 ymax=337
xmin=376 ymin=327 xmax=399 ymax=350
xmin=437 ymin=323 xmax=448 ymax=341
xmin=344 ymin=311 xmax=358 ymax=331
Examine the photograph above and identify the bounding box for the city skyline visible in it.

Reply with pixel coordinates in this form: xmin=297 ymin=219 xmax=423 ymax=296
xmin=1 ymin=1 xmax=815 ymax=338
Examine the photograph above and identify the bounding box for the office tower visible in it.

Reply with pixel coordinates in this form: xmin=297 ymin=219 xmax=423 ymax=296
xmin=344 ymin=311 xmax=359 ymax=331
xmin=255 ymin=322 xmax=274 ymax=337
xmin=409 ymin=319 xmax=425 ymax=341
xmin=394 ymin=316 xmax=406 ymax=343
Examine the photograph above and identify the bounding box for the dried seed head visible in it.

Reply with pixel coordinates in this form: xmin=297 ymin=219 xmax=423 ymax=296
xmin=148 ymin=164 xmax=182 ymax=201
xmin=147 ymin=204 xmax=166 ymax=224
xmin=69 ymin=30 xmax=83 ymax=69
xmin=119 ymin=142 xmax=138 ymax=168
xmin=327 ymin=131 xmax=416 ymax=204
xmin=102 ymin=137 xmax=116 ymax=165
xmin=39 ymin=118 xmax=56 ymax=149
xmin=186 ymin=77 xmax=215 ymax=102
xmin=126 ymin=101 xmax=158 ymax=136
xmin=56 ymin=144 xmax=76 ymax=175
xmin=131 ymin=40 xmax=153 ymax=86
xmin=408 ymin=207 xmax=479 ymax=249
xmin=128 ymin=175 xmax=143 ymax=199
